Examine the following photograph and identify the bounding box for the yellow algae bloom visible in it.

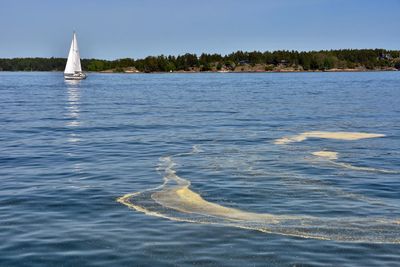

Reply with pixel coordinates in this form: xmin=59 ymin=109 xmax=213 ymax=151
xmin=274 ymin=131 xmax=385 ymax=145
xmin=151 ymin=156 xmax=293 ymax=224
xmin=118 ymin=154 xmax=400 ymax=243
xmin=117 ymin=140 xmax=400 ymax=243
xmin=311 ymin=150 xmax=399 ymax=174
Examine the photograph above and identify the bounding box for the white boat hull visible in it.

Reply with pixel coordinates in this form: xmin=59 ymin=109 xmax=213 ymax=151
xmin=64 ymin=72 xmax=87 ymax=80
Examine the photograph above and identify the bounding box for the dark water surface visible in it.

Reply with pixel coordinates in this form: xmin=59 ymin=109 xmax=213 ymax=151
xmin=1 ymin=72 xmax=399 ymax=266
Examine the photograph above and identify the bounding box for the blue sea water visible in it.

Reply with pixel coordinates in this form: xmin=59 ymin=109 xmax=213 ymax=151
xmin=0 ymin=72 xmax=399 ymax=266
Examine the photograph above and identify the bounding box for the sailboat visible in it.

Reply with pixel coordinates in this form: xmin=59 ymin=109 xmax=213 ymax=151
xmin=64 ymin=31 xmax=87 ymax=80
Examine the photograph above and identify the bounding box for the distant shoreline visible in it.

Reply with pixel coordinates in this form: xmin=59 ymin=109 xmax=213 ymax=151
xmin=96 ymin=68 xmax=398 ymax=74
xmin=1 ymin=68 xmax=398 ymax=74
xmin=1 ymin=49 xmax=399 ymax=73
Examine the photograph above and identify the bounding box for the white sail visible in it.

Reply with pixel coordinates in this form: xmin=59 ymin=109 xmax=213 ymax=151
xmin=64 ymin=32 xmax=82 ymax=74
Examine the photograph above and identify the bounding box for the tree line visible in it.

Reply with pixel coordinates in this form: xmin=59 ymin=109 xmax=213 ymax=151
xmin=1 ymin=49 xmax=399 ymax=72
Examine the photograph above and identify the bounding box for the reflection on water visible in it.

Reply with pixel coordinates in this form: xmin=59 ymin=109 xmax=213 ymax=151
xmin=65 ymin=81 xmax=82 ymax=145
xmin=68 ymin=133 xmax=80 ymax=143
xmin=65 ymin=80 xmax=83 ymax=175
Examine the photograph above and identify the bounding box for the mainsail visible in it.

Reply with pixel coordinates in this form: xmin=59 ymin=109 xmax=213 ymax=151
xmin=64 ymin=32 xmax=82 ymax=74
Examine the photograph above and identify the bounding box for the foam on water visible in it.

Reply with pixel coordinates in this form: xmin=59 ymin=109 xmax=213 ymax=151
xmin=118 ymin=144 xmax=400 ymax=243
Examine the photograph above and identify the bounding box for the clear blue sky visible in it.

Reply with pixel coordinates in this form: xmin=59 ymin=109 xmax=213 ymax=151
xmin=0 ymin=0 xmax=399 ymax=59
